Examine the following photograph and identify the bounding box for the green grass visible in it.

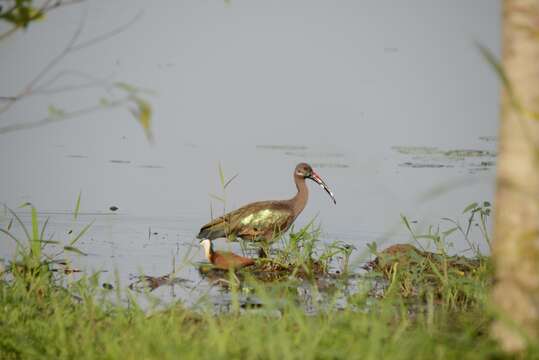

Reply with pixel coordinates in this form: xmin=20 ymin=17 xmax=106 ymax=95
xmin=0 ymin=273 xmax=513 ymax=360
xmin=1 ymin=203 xmax=538 ymax=359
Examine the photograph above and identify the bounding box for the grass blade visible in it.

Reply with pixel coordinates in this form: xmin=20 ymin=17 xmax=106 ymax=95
xmin=224 ymin=173 xmax=239 ymax=189
xmin=31 ymin=206 xmax=41 ymax=257
xmin=442 ymin=227 xmax=458 ymax=237
xmin=70 ymin=220 xmax=94 ymax=246
xmin=476 ymin=43 xmax=514 ymax=101
xmin=218 ymin=162 xmax=225 ymax=188
xmin=462 ymin=202 xmax=478 ymax=214
xmin=209 ymin=193 xmax=225 ymax=203
xmin=74 ymin=190 xmax=82 ymax=220
xmin=35 ymin=239 xmax=60 ymax=245
xmin=63 ymin=246 xmax=88 ymax=256
xmin=31 ymin=206 xmax=39 ymax=240
xmin=0 ymin=228 xmax=23 ymax=248
xmin=401 ymin=214 xmax=425 ymax=251
xmin=40 ymin=217 xmax=50 ymax=242
xmin=7 ymin=207 xmax=31 ymax=241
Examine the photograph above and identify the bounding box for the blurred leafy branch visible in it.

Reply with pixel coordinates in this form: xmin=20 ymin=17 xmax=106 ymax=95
xmin=0 ymin=0 xmax=153 ymax=141
xmin=0 ymin=0 xmax=85 ymax=41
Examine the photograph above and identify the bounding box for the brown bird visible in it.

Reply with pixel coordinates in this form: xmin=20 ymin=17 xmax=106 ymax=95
xmin=200 ymin=239 xmax=255 ymax=270
xmin=197 ymin=163 xmax=336 ymax=253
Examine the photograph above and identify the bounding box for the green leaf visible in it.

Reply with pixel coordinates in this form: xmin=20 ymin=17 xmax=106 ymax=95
xmin=115 ymin=82 xmax=138 ymax=93
xmin=416 ymin=235 xmax=438 ymax=241
xmin=63 ymin=246 xmax=87 ymax=256
xmin=74 ymin=190 xmax=82 ymax=221
xmin=400 ymin=215 xmax=413 ymax=233
xmin=442 ymin=227 xmax=458 ymax=237
xmin=99 ymin=98 xmax=111 ymax=106
xmin=366 ymin=241 xmax=377 ymax=254
xmin=462 ymin=202 xmax=478 ymax=214
xmin=130 ymin=97 xmax=153 ymax=142
xmin=218 ymin=162 xmax=225 ymax=188
xmin=0 ymin=3 xmax=45 ymax=28
xmin=48 ymin=105 xmax=65 ymax=118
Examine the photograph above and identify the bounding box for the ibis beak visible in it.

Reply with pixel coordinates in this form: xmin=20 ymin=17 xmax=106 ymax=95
xmin=309 ymin=171 xmax=336 ymax=204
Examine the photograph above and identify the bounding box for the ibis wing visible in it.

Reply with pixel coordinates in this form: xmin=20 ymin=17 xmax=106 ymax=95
xmin=197 ymin=208 xmax=240 ymax=239
xmin=231 ymin=203 xmax=293 ymax=241
xmin=197 ymin=201 xmax=293 ymax=241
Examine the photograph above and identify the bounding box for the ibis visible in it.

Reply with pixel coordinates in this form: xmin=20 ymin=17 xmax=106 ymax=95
xmin=197 ymin=163 xmax=336 ymax=255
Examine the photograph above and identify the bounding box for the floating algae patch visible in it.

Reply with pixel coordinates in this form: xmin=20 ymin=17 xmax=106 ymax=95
xmin=256 ymin=145 xmax=309 ymax=151
xmin=282 ymin=151 xmax=349 ymax=168
xmin=310 ymin=162 xmax=349 ymax=169
xmin=478 ymin=135 xmax=497 ymax=143
xmin=478 ymin=161 xmax=496 ymax=167
xmin=392 ymin=146 xmax=496 ymax=159
xmin=468 ymin=167 xmax=490 ymax=174
xmin=443 ymin=149 xmax=496 ymax=159
xmin=392 ymin=145 xmax=497 ymax=172
xmin=284 ymin=151 xmax=346 ymax=158
xmin=109 ymin=159 xmax=131 ymax=164
xmin=399 ymin=162 xmax=453 ymax=169
xmin=137 ymin=164 xmax=164 ymax=169
xmin=392 ymin=146 xmax=441 ymax=156
xmin=466 ymin=160 xmax=497 ymax=173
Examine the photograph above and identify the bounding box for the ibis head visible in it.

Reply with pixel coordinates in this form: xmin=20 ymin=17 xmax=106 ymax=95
xmin=294 ymin=163 xmax=336 ymax=204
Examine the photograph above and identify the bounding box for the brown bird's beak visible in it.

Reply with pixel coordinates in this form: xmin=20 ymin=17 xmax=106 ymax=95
xmin=309 ymin=171 xmax=336 ymax=204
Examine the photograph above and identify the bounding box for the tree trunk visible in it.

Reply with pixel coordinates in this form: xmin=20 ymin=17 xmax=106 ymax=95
xmin=491 ymin=0 xmax=539 ymax=353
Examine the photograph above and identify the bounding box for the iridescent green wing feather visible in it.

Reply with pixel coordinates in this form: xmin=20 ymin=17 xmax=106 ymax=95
xmin=230 ymin=201 xmax=293 ymax=241
xmin=198 ymin=201 xmax=293 ymax=241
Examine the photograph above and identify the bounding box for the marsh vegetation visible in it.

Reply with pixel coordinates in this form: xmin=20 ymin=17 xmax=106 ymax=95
xmin=2 ymin=201 xmax=532 ymax=359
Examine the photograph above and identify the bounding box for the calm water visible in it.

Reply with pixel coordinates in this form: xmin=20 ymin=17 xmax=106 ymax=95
xmin=0 ymin=0 xmax=500 ymax=306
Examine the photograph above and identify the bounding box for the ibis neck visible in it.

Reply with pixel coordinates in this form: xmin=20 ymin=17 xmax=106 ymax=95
xmin=291 ymin=175 xmax=308 ymax=217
